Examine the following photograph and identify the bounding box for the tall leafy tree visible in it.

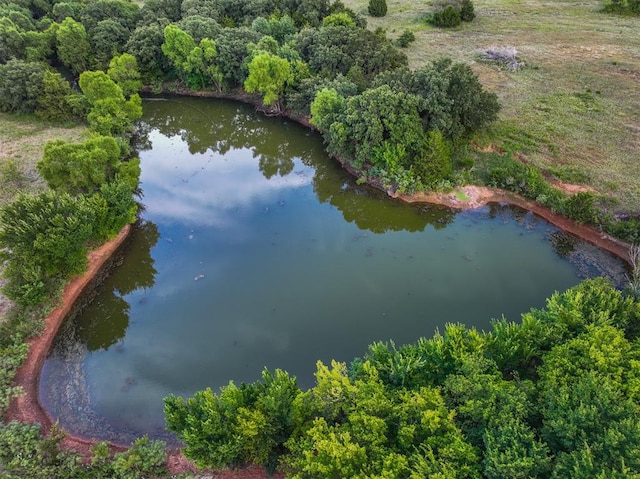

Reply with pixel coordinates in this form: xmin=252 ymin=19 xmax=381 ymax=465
xmin=107 ymin=52 xmax=142 ymax=97
xmin=55 ymin=17 xmax=90 ymax=75
xmin=37 ymin=136 xmax=123 ymax=195
xmin=244 ymin=51 xmax=293 ymax=111
xmin=79 ymin=70 xmax=142 ymax=136
xmin=0 ymin=191 xmax=94 ymax=305
xmin=161 ymin=24 xmax=196 ymax=80
xmin=0 ymin=17 xmax=26 ymax=63
xmin=125 ymin=23 xmax=170 ymax=81
xmin=0 ymin=59 xmax=45 ymax=113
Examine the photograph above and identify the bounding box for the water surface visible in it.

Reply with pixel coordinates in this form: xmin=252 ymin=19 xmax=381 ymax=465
xmin=40 ymin=97 xmax=627 ymax=444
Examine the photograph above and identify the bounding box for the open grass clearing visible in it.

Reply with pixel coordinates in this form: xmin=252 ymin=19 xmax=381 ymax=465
xmin=345 ymin=0 xmax=640 ymax=212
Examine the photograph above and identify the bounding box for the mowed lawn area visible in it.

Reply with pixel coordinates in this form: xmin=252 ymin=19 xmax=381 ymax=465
xmin=345 ymin=0 xmax=640 ymax=212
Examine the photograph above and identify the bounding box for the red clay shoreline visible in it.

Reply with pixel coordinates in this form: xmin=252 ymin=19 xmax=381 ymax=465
xmin=6 ymin=90 xmax=633 ymax=477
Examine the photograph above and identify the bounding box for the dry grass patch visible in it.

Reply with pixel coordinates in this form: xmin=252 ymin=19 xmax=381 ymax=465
xmin=344 ymin=0 xmax=640 ymax=212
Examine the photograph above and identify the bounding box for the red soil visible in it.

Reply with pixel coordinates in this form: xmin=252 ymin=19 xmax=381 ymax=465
xmin=4 ymin=186 xmax=631 ymax=478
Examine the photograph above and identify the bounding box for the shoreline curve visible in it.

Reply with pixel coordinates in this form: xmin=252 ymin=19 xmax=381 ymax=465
xmin=6 ymin=92 xmax=633 ymax=478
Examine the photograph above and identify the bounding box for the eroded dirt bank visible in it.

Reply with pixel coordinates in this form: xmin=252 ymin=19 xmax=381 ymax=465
xmin=5 ymin=91 xmax=633 ymax=477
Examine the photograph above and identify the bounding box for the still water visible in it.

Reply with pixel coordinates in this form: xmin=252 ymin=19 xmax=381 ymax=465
xmin=40 ymin=97 xmax=627 ymax=444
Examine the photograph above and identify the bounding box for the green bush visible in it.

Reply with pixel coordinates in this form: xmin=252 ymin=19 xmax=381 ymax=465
xmin=396 ymin=30 xmax=416 ymax=48
xmin=412 ymin=130 xmax=453 ymax=187
xmin=111 ymin=435 xmax=167 ymax=479
xmin=562 ymin=191 xmax=598 ymax=224
xmin=368 ymin=0 xmax=388 ymax=17
xmin=0 ymin=191 xmax=95 ymax=306
xmin=431 ymin=5 xmax=462 ymax=27
xmin=38 ymin=136 xmax=124 ymax=196
xmin=460 ymin=0 xmax=476 ymax=21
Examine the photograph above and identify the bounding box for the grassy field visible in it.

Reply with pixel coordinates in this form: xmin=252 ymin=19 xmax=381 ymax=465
xmin=0 ymin=113 xmax=87 ymax=205
xmin=345 ymin=0 xmax=640 ymax=212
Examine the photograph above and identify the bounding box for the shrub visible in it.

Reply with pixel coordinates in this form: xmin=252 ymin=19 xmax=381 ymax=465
xmin=412 ymin=130 xmax=453 ymax=187
xmin=431 ymin=5 xmax=462 ymax=27
xmin=460 ymin=0 xmax=476 ymax=21
xmin=396 ymin=30 xmax=416 ymax=48
xmin=111 ymin=435 xmax=167 ymax=479
xmin=0 ymin=191 xmax=94 ymax=306
xmin=368 ymin=0 xmax=388 ymax=17
xmin=563 ymin=191 xmax=598 ymax=224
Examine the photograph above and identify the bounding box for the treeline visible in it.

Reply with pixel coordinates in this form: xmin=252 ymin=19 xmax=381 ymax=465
xmin=165 ymin=278 xmax=640 ymax=478
xmin=0 ymin=0 xmax=501 ymax=196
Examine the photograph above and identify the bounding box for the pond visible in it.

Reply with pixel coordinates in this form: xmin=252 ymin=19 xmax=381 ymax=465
xmin=40 ymin=97 xmax=628 ymax=445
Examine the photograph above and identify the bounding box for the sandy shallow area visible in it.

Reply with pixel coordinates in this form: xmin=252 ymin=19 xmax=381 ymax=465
xmin=5 ymin=185 xmax=632 ymax=478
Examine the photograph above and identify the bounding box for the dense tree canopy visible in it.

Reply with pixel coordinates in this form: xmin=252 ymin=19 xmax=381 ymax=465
xmin=166 ymin=278 xmax=640 ymax=477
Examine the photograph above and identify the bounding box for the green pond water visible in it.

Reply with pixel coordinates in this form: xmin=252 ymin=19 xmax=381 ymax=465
xmin=40 ymin=97 xmax=628 ymax=445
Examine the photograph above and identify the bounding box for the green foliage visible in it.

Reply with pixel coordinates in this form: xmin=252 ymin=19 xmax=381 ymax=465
xmin=125 ymin=23 xmax=170 ymax=82
xmin=483 ymin=418 xmax=552 ymax=479
xmin=563 ymin=191 xmax=597 ymax=224
xmin=0 ymin=17 xmax=26 ymax=63
xmin=322 ymin=12 xmax=357 ymax=28
xmin=368 ymin=0 xmax=388 ymax=17
xmin=0 ymin=422 xmax=83 ymax=478
xmin=79 ymin=70 xmax=142 ymax=136
xmin=396 ymin=30 xmax=416 ymax=48
xmin=86 ymin=180 xmax=139 ymax=242
xmin=89 ymin=19 xmax=131 ymax=71
xmin=460 ymin=0 xmax=476 ymax=21
xmin=297 ymin=25 xmax=408 ymax=86
xmin=428 ymin=0 xmax=475 ymax=27
xmin=165 ymin=368 xmax=300 ymax=471
xmin=55 ymin=17 xmax=90 ymax=75
xmin=603 ymin=0 xmax=640 ymax=15
xmin=245 ymin=51 xmax=293 ymax=110
xmin=178 ymin=15 xmax=222 ymax=43
xmin=0 ymin=336 xmax=28 ymax=417
xmin=107 ymin=53 xmax=142 ymax=98
xmin=414 ymin=130 xmax=453 ymax=187
xmin=413 ymin=58 xmax=500 ymax=139
xmin=0 ymin=59 xmax=45 ymax=114
xmin=214 ymin=27 xmax=262 ymax=88
xmin=0 ymin=191 xmax=94 ymax=306
xmin=161 ymin=24 xmax=196 ymax=81
xmin=110 ymin=435 xmax=167 ymax=479
xmin=431 ymin=5 xmax=462 ymax=28
xmin=36 ymin=70 xmax=84 ymax=122
xmin=38 ymin=136 xmax=123 ymax=195
xmin=185 ymin=38 xmax=223 ymax=90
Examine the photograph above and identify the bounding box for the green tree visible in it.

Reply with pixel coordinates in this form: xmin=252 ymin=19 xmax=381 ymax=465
xmin=89 ymin=19 xmax=130 ymax=70
xmin=214 ymin=27 xmax=262 ymax=88
xmin=37 ymin=136 xmax=124 ymax=195
xmin=55 ymin=17 xmax=90 ymax=75
xmin=108 ymin=53 xmax=142 ymax=97
xmin=36 ymin=69 xmax=84 ymax=122
xmin=244 ymin=51 xmax=293 ymax=112
xmin=0 ymin=17 xmax=25 ymax=63
xmin=0 ymin=191 xmax=94 ymax=305
xmin=125 ymin=23 xmax=170 ymax=82
xmin=79 ymin=70 xmax=142 ymax=136
xmin=161 ymin=24 xmax=196 ymax=81
xmin=178 ymin=14 xmax=222 ymax=43
xmin=184 ymin=38 xmax=223 ymax=90
xmin=483 ymin=418 xmax=552 ymax=479
xmin=368 ymin=0 xmax=388 ymax=17
xmin=0 ymin=59 xmax=45 ymax=113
